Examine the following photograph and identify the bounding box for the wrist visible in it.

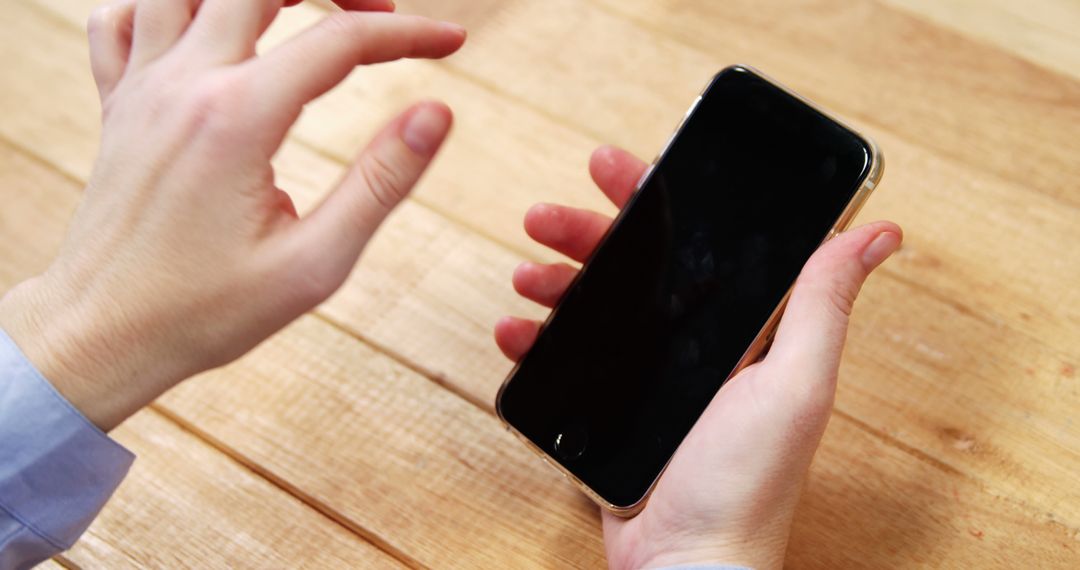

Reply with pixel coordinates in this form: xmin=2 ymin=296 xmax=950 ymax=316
xmin=0 ymin=274 xmax=144 ymax=431
xmin=640 ymin=538 xmax=787 ymax=570
xmin=628 ymin=511 xmax=794 ymax=570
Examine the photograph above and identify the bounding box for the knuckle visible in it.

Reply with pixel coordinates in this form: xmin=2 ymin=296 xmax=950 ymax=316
xmin=188 ymin=79 xmax=233 ymax=119
xmin=184 ymin=74 xmax=248 ymax=141
xmin=357 ymin=154 xmax=408 ymax=211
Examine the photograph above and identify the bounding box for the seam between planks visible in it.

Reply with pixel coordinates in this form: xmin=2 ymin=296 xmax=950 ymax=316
xmin=147 ymin=404 xmax=427 ymax=570
xmin=311 ymin=311 xmax=494 ymax=414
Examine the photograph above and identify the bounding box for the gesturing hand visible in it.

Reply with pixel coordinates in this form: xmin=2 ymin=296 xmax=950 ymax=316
xmin=0 ymin=0 xmax=466 ymax=431
xmin=495 ymin=146 xmax=902 ymax=569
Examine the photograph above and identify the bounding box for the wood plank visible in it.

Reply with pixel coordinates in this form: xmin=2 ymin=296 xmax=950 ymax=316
xmin=0 ymin=1 xmax=99 ymax=183
xmin=10 ymin=0 xmax=1080 ymax=565
xmin=284 ymin=60 xmax=1080 ymax=360
xmin=235 ymin=8 xmax=1080 ymax=484
xmin=840 ymin=272 xmax=1080 ymax=525
xmin=0 ymin=142 xmax=398 ymax=569
xmin=25 ymin=0 xmax=1080 ymax=518
xmin=788 ymin=416 xmax=1077 ymax=568
xmin=4 ymin=142 xmax=1073 ymax=568
xmin=881 ymin=0 xmax=1080 ymax=81
xmin=290 ymin=1 xmax=1080 ymax=519
xmin=4 ymin=132 xmax=1049 ymax=565
xmin=422 ymin=0 xmax=1080 ymax=207
xmin=282 ymin=1 xmax=1080 ymax=527
xmin=272 ymin=2 xmax=1080 ymax=362
xmin=161 ymin=316 xmax=1078 ymax=569
xmin=68 ymin=411 xmax=401 ymax=569
xmin=161 ymin=316 xmax=609 ymax=568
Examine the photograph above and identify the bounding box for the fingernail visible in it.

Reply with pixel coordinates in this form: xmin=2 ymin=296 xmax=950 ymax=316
xmin=402 ymin=104 xmax=451 ymax=156
xmin=861 ymin=231 xmax=901 ymax=270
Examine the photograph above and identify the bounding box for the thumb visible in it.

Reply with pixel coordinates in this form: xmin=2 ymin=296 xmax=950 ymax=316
xmin=291 ymin=101 xmax=452 ymax=295
xmin=764 ymin=221 xmax=902 ymax=398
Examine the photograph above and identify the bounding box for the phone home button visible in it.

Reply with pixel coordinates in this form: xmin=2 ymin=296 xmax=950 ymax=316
xmin=554 ymin=425 xmax=588 ymax=461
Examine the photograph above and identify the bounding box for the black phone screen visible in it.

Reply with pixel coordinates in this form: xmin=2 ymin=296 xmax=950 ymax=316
xmin=497 ymin=66 xmax=873 ymax=508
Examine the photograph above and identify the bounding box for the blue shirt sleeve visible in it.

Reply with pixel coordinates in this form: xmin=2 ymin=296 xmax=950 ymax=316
xmin=0 ymin=328 xmax=134 ymax=569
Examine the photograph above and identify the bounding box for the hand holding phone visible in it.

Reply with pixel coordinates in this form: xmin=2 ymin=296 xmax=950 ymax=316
xmin=495 ymin=67 xmax=901 ymax=568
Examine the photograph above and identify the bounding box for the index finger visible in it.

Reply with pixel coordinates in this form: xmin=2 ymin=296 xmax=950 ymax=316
xmin=589 ymin=145 xmax=648 ymax=209
xmin=247 ymin=11 xmax=465 ymax=133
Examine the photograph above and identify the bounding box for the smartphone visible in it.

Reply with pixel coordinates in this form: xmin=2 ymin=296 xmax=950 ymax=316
xmin=496 ymin=65 xmax=883 ymax=516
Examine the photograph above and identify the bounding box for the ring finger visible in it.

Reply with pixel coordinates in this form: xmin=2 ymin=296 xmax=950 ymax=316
xmin=513 ymin=262 xmax=578 ymax=307
xmin=129 ymin=0 xmax=200 ymax=69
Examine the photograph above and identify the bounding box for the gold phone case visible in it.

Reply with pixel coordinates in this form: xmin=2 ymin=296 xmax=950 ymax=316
xmin=495 ymin=65 xmax=884 ymax=517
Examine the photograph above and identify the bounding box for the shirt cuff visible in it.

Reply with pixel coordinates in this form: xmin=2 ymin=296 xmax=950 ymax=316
xmin=0 ymin=327 xmax=135 ymax=549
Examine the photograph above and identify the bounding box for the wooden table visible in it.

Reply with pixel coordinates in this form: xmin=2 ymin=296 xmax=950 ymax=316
xmin=2 ymin=1 xmax=1077 ymax=567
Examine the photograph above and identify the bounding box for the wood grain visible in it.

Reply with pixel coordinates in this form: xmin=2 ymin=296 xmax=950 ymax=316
xmin=3 ymin=135 xmax=1072 ymax=566
xmin=442 ymin=0 xmax=1080 ymax=205
xmin=882 ymin=0 xmax=1080 ymax=81
xmin=69 ymin=411 xmax=401 ymax=569
xmin=296 ymin=0 xmax=1080 ymax=527
xmin=787 ymin=417 xmax=1077 ymax=568
xmin=160 ymin=316 xmax=609 ymax=568
xmin=4 ymin=0 xmax=1079 ymax=567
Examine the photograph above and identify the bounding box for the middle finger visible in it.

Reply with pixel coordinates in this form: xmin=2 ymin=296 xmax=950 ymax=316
xmin=524 ymin=203 xmax=613 ymax=263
